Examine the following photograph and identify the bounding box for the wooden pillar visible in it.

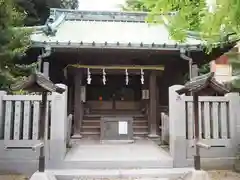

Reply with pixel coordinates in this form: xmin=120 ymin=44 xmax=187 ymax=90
xmin=141 ymin=75 xmax=148 ymax=113
xmin=148 ymin=71 xmax=159 ymax=137
xmin=72 ymin=71 xmax=83 ymax=138
xmin=67 ymin=85 xmax=73 ymax=114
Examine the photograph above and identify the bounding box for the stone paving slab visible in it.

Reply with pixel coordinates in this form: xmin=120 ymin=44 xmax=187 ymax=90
xmin=66 ymin=139 xmax=172 ymax=161
xmin=1 ymin=170 xmax=240 ymax=180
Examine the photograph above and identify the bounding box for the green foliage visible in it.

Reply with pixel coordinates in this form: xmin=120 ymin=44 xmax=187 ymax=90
xmin=122 ymin=0 xmax=151 ymax=11
xmin=14 ymin=0 xmax=79 ymax=26
xmin=199 ymin=63 xmax=210 ymax=75
xmin=225 ymin=52 xmax=240 ymax=88
xmin=0 ymin=0 xmax=33 ymax=92
xmin=124 ymin=0 xmax=240 ymax=87
xmin=0 ymin=0 xmax=78 ymax=92
xmin=124 ymin=0 xmax=240 ymax=44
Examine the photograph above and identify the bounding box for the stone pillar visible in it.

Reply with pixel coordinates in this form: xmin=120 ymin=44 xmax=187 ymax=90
xmin=0 ymin=91 xmax=6 ymax=139
xmin=225 ymin=93 xmax=240 ymax=145
xmin=50 ymin=84 xmax=68 ymax=161
xmin=169 ymin=85 xmax=188 ymax=167
xmin=72 ymin=71 xmax=83 ymax=139
xmin=191 ymin=64 xmax=199 ymax=78
xmin=148 ymin=71 xmax=159 ymax=138
xmin=43 ymin=62 xmax=49 ymax=78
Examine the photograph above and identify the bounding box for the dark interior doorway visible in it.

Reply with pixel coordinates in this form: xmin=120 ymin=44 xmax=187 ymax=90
xmin=86 ymin=74 xmax=141 ymax=103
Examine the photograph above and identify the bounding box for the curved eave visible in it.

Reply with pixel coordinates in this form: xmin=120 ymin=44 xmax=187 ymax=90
xmin=31 ymin=41 xmax=204 ymax=51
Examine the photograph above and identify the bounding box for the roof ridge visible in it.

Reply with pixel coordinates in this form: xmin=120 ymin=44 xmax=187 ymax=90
xmin=50 ymin=8 xmax=176 ymax=23
xmin=50 ymin=8 xmax=176 ymax=16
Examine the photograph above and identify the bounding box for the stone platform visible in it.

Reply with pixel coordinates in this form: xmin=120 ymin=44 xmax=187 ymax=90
xmin=51 ymin=139 xmax=173 ymax=169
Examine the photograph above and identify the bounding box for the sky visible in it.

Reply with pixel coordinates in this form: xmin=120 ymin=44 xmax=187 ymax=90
xmin=78 ymin=0 xmax=126 ymax=11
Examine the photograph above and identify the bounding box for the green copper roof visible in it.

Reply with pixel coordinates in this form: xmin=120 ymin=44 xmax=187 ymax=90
xmin=30 ymin=8 xmax=205 ymax=50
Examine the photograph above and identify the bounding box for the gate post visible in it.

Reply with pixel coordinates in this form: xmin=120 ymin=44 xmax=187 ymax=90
xmin=225 ymin=93 xmax=240 ymax=146
xmin=169 ymin=85 xmax=188 ymax=167
xmin=50 ymin=84 xmax=68 ymax=161
xmin=0 ymin=91 xmax=6 ymax=139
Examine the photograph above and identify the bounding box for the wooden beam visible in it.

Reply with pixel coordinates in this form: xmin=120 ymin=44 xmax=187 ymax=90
xmin=67 ymin=64 xmax=165 ymax=71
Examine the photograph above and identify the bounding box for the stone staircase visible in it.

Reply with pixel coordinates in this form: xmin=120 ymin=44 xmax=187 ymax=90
xmin=31 ymin=168 xmax=194 ymax=180
xmin=81 ymin=110 xmax=148 ymax=138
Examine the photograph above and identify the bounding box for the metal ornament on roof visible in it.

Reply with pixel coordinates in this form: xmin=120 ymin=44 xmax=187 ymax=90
xmin=87 ymin=68 xmax=91 ymax=84
xmin=176 ymin=72 xmax=230 ymax=95
xmin=102 ymin=68 xmax=106 ymax=85
xmin=141 ymin=69 xmax=144 ymax=84
xmin=10 ymin=72 xmax=65 ymax=93
xmin=125 ymin=69 xmax=129 ymax=85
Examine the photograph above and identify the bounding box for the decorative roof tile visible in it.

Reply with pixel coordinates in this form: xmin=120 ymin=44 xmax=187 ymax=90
xmin=11 ymin=72 xmax=65 ymax=93
xmin=176 ymin=72 xmax=230 ymax=95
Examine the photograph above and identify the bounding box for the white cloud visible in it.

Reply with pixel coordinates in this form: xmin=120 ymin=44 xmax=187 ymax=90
xmin=78 ymin=0 xmax=126 ymax=11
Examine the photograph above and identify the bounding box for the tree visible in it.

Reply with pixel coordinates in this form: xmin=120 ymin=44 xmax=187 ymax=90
xmin=15 ymin=0 xmax=79 ymax=26
xmin=122 ymin=0 xmax=150 ymax=11
xmin=124 ymin=0 xmax=240 ymax=86
xmin=0 ymin=0 xmax=78 ymax=92
xmin=124 ymin=0 xmax=239 ymax=45
xmin=0 ymin=0 xmax=32 ymax=92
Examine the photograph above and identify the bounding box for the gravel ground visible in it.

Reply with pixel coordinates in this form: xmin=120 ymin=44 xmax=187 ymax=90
xmin=0 ymin=170 xmax=239 ymax=180
xmin=207 ymin=170 xmax=240 ymax=180
xmin=0 ymin=174 xmax=28 ymax=180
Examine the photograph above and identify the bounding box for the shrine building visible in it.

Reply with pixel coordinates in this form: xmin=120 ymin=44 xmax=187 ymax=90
xmin=23 ymin=8 xmax=237 ymax=140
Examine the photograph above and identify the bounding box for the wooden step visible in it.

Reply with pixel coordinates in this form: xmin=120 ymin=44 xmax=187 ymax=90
xmin=82 ymin=120 xmax=148 ymax=127
xmin=81 ymin=126 xmax=100 ymax=133
xmin=83 ymin=115 xmax=101 ymax=120
xmin=81 ymin=132 xmax=100 ymax=135
xmin=133 ymin=126 xmax=148 ymax=133
xmin=133 ymin=131 xmax=148 ymax=136
xmin=82 ymin=126 xmax=148 ymax=132
xmin=89 ymin=110 xmax=144 ymax=116
xmin=133 ymin=120 xmax=148 ymax=126
xmin=133 ymin=116 xmax=148 ymax=121
xmin=82 ymin=120 xmax=100 ymax=126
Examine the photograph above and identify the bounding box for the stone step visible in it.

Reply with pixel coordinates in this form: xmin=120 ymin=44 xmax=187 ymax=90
xmin=36 ymin=168 xmax=193 ymax=180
